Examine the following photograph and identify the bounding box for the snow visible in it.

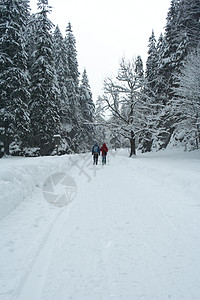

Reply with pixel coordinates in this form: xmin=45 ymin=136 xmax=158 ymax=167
xmin=0 ymin=148 xmax=200 ymax=300
xmin=0 ymin=155 xmax=73 ymax=220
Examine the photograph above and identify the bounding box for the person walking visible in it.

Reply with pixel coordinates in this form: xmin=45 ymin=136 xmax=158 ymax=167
xmin=92 ymin=143 xmax=100 ymax=165
xmin=100 ymin=143 xmax=108 ymax=165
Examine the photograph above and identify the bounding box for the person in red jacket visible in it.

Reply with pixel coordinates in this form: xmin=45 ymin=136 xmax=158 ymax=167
xmin=100 ymin=143 xmax=108 ymax=165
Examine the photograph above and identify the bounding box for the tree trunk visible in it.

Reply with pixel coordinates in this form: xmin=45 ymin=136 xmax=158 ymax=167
xmin=196 ymin=124 xmax=200 ymax=149
xmin=4 ymin=127 xmax=10 ymax=155
xmin=129 ymin=130 xmax=136 ymax=157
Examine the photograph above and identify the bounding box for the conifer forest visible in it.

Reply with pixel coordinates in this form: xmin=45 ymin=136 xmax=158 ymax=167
xmin=0 ymin=0 xmax=200 ymax=157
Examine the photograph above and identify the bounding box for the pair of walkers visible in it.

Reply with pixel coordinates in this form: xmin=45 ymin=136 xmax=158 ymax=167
xmin=92 ymin=142 xmax=108 ymax=165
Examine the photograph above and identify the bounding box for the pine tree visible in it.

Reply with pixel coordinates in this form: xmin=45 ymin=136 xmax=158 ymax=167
xmin=64 ymin=22 xmax=82 ymax=152
xmin=134 ymin=55 xmax=144 ymax=80
xmin=134 ymin=55 xmax=155 ymax=152
xmin=178 ymin=0 xmax=200 ymax=51
xmin=65 ymin=22 xmax=80 ymax=91
xmin=25 ymin=13 xmax=38 ymax=72
xmin=79 ymin=69 xmax=95 ymax=147
xmin=145 ymin=30 xmax=158 ymax=99
xmin=0 ymin=0 xmax=30 ymax=155
xmin=155 ymin=33 xmax=168 ymax=105
xmin=80 ymin=69 xmax=95 ymax=123
xmin=154 ymin=0 xmax=200 ymax=150
xmin=53 ymin=25 xmax=70 ymax=124
xmin=157 ymin=0 xmax=200 ymax=102
xmin=172 ymin=47 xmax=200 ymax=149
xmin=159 ymin=0 xmax=184 ymax=99
xmin=65 ymin=23 xmax=80 ymax=123
xmin=29 ymin=0 xmax=61 ymax=154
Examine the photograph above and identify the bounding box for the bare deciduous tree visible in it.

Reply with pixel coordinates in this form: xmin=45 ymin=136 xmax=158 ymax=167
xmin=102 ymin=57 xmax=149 ymax=156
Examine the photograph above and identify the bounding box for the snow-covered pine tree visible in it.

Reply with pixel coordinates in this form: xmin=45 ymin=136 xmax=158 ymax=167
xmin=151 ymin=1 xmax=183 ymax=150
xmin=65 ymin=22 xmax=80 ymax=92
xmin=79 ymin=69 xmax=95 ymax=148
xmin=155 ymin=33 xmax=168 ymax=106
xmin=64 ymin=22 xmax=82 ymax=152
xmin=29 ymin=0 xmax=61 ymax=155
xmin=79 ymin=69 xmax=95 ymax=123
xmin=158 ymin=0 xmax=185 ymax=100
xmin=172 ymin=47 xmax=200 ymax=149
xmin=134 ymin=55 xmax=144 ymax=80
xmin=145 ymin=30 xmax=158 ymax=99
xmin=155 ymin=0 xmax=200 ymax=150
xmin=158 ymin=0 xmax=200 ymax=103
xmin=166 ymin=0 xmax=200 ymax=151
xmin=53 ymin=25 xmax=70 ymax=124
xmin=178 ymin=0 xmax=200 ymax=51
xmin=52 ymin=25 xmax=72 ymax=153
xmin=25 ymin=13 xmax=38 ymax=73
xmin=144 ymin=32 xmax=172 ymax=151
xmin=0 ymin=0 xmax=30 ymax=155
xmin=134 ymin=55 xmax=155 ymax=152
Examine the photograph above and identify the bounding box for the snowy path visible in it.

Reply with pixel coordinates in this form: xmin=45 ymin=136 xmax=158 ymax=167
xmin=0 ymin=150 xmax=200 ymax=300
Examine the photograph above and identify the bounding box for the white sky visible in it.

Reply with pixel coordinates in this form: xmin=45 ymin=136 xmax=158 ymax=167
xmin=29 ymin=0 xmax=171 ymax=101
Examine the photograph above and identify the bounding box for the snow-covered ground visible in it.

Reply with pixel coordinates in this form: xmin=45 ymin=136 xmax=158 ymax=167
xmin=0 ymin=148 xmax=200 ymax=300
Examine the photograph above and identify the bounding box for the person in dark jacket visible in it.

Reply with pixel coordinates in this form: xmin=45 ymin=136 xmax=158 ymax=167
xmin=92 ymin=143 xmax=100 ymax=165
xmin=100 ymin=143 xmax=108 ymax=165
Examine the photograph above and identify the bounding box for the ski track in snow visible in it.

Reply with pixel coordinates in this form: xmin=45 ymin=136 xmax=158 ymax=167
xmin=0 ymin=149 xmax=200 ymax=300
xmin=15 ymin=208 xmax=70 ymax=300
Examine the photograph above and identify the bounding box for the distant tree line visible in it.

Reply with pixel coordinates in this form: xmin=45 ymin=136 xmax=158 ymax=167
xmin=0 ymin=0 xmax=95 ymax=157
xmin=98 ymin=0 xmax=200 ymax=155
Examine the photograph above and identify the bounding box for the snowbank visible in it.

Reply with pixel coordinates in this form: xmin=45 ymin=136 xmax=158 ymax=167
xmin=118 ymin=147 xmax=200 ymax=203
xmin=0 ymin=155 xmax=73 ymax=220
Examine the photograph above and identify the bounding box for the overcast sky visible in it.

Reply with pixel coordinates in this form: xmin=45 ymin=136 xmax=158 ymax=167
xmin=29 ymin=0 xmax=171 ymax=101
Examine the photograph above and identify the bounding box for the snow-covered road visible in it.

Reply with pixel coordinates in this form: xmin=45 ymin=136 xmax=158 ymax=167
xmin=0 ymin=149 xmax=200 ymax=300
